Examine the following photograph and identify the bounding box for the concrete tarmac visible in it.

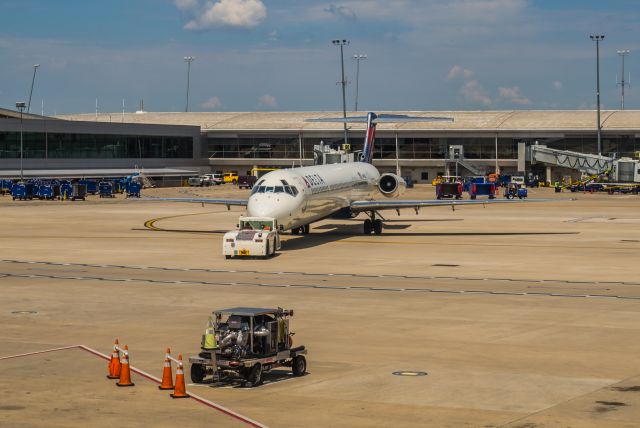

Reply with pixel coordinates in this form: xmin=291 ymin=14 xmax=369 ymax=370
xmin=1 ymin=185 xmax=640 ymax=427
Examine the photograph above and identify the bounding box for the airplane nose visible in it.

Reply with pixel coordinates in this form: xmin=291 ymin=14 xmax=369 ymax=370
xmin=247 ymin=195 xmax=295 ymax=220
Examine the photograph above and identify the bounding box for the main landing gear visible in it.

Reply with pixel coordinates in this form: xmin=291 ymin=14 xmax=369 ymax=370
xmin=363 ymin=212 xmax=383 ymax=235
xmin=291 ymin=224 xmax=310 ymax=235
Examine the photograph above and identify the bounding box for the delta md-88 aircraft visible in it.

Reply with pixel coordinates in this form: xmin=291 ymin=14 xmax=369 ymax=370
xmin=158 ymin=112 xmax=552 ymax=235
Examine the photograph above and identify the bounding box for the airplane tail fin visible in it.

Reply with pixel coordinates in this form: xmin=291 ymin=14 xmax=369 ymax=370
xmin=361 ymin=112 xmax=377 ymax=164
xmin=304 ymin=112 xmax=453 ymax=164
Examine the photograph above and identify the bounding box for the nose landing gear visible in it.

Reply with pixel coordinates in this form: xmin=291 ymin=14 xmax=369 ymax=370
xmin=363 ymin=212 xmax=383 ymax=235
xmin=291 ymin=224 xmax=310 ymax=235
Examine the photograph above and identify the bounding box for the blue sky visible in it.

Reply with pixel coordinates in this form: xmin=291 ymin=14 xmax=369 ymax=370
xmin=1 ymin=0 xmax=639 ymax=114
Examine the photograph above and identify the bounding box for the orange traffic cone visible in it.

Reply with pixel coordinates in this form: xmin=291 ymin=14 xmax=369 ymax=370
xmin=170 ymin=354 xmax=189 ymax=398
xmin=159 ymin=348 xmax=174 ymax=390
xmin=107 ymin=339 xmax=121 ymax=379
xmin=116 ymin=345 xmax=135 ymax=387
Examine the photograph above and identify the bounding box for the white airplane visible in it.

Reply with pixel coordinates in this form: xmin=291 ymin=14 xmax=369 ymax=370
xmin=155 ymin=112 xmax=558 ymax=235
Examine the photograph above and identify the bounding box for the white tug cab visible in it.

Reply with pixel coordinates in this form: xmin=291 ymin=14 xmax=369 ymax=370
xmin=222 ymin=217 xmax=282 ymax=259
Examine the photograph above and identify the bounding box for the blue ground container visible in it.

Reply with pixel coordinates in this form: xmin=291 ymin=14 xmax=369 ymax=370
xmin=60 ymin=183 xmax=73 ymax=200
xmin=126 ymin=182 xmax=141 ymax=198
xmin=78 ymin=180 xmax=98 ymax=195
xmin=37 ymin=184 xmax=54 ymax=200
xmin=468 ymin=182 xmax=496 ymax=200
xmin=99 ymin=181 xmax=114 ymax=198
xmin=1 ymin=179 xmax=13 ymax=195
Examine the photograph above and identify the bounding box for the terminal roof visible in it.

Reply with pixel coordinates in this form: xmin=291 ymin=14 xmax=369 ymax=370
xmin=57 ymin=110 xmax=640 ymax=132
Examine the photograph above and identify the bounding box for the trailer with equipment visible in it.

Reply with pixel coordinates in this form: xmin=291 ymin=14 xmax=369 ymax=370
xmin=222 ymin=217 xmax=281 ymax=259
xmin=189 ymin=307 xmax=307 ymax=387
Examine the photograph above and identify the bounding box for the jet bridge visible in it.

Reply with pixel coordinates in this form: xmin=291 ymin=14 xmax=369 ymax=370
xmin=530 ymin=144 xmax=613 ymax=175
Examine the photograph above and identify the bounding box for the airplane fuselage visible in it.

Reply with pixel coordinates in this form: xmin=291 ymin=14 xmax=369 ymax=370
xmin=246 ymin=162 xmax=381 ymax=230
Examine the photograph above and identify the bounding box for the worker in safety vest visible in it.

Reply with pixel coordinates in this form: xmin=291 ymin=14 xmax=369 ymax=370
xmin=201 ymin=316 xmax=217 ymax=350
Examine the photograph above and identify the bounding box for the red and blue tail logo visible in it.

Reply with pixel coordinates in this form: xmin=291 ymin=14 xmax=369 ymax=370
xmin=360 ymin=112 xmax=377 ymax=163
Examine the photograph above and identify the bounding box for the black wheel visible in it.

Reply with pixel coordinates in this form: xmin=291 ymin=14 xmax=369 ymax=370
xmin=225 ymin=255 xmax=231 ymax=260
xmin=470 ymin=194 xmax=476 ymax=200
xmin=190 ymin=363 xmax=205 ymax=383
xmin=373 ymin=219 xmax=383 ymax=235
xmin=363 ymin=219 xmax=372 ymax=234
xmin=232 ymin=179 xmax=237 ymax=185
xmin=265 ymin=241 xmax=270 ymax=258
xmin=292 ymin=227 xmax=300 ymax=235
xmin=246 ymin=364 xmax=263 ymax=387
xmin=302 ymin=224 xmax=310 ymax=234
xmin=292 ymin=355 xmax=306 ymax=377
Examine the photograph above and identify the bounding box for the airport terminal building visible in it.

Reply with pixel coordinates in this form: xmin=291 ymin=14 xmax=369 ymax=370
xmin=2 ymin=108 xmax=639 ymax=182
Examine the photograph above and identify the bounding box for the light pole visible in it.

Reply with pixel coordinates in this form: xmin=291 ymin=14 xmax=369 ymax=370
xmin=27 ymin=64 xmax=40 ymax=114
xmin=590 ymin=34 xmax=604 ymax=155
xmin=332 ymin=39 xmax=349 ymax=145
xmin=353 ymin=54 xmax=367 ymax=112
xmin=617 ymin=49 xmax=630 ymax=110
xmin=16 ymin=102 xmax=26 ymax=181
xmin=184 ymin=56 xmax=195 ymax=112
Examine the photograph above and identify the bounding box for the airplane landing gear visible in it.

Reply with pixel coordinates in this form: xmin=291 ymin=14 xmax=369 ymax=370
xmin=363 ymin=212 xmax=383 ymax=235
xmin=293 ymin=225 xmax=310 ymax=234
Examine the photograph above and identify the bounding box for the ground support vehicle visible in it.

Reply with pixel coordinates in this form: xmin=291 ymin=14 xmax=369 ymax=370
xmin=504 ymin=183 xmax=527 ymax=199
xmin=188 ymin=176 xmax=207 ymax=186
xmin=99 ymin=181 xmax=115 ymax=198
xmin=189 ymin=307 xmax=307 ymax=387
xmin=207 ymin=173 xmax=224 ymax=185
xmin=436 ymin=182 xmax=463 ymax=199
xmin=237 ymin=175 xmax=257 ymax=189
xmin=224 ymin=172 xmax=239 ymax=184
xmin=468 ymin=182 xmax=496 ymax=200
xmin=222 ymin=217 xmax=281 ymax=259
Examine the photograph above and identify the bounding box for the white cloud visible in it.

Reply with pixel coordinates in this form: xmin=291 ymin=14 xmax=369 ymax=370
xmin=447 ymin=65 xmax=474 ymax=80
xmin=324 ymin=4 xmax=357 ymax=21
xmin=552 ymin=80 xmax=563 ymax=90
xmin=462 ymin=80 xmax=492 ymax=106
xmin=498 ymin=86 xmax=531 ymax=105
xmin=258 ymin=94 xmax=277 ymax=108
xmin=179 ymin=0 xmax=267 ymax=30
xmin=201 ymin=96 xmax=221 ymax=109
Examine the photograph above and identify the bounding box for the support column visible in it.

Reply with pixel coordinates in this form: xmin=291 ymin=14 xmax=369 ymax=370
xmin=546 ymin=166 xmax=552 ymax=184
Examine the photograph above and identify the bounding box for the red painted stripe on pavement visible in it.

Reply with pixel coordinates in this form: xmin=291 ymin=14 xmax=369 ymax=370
xmin=1 ymin=345 xmax=269 ymax=428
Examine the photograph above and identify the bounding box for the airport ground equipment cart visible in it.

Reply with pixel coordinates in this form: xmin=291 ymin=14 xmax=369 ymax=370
xmin=189 ymin=307 xmax=307 ymax=387
xmin=125 ymin=182 xmax=141 ymax=198
xmin=222 ymin=217 xmax=281 ymax=259
xmin=98 ymin=181 xmax=115 ymax=198
xmin=71 ymin=183 xmax=87 ymax=201
xmin=436 ymin=182 xmax=463 ymax=199
xmin=468 ymin=182 xmax=496 ymax=200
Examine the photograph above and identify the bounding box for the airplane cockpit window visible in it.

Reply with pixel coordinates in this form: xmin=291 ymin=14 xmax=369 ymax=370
xmin=252 ymin=184 xmax=298 ymax=195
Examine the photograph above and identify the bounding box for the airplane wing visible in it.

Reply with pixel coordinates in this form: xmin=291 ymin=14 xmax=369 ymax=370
xmin=141 ymin=197 xmax=247 ymax=208
xmin=350 ymin=198 xmax=566 ymax=213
